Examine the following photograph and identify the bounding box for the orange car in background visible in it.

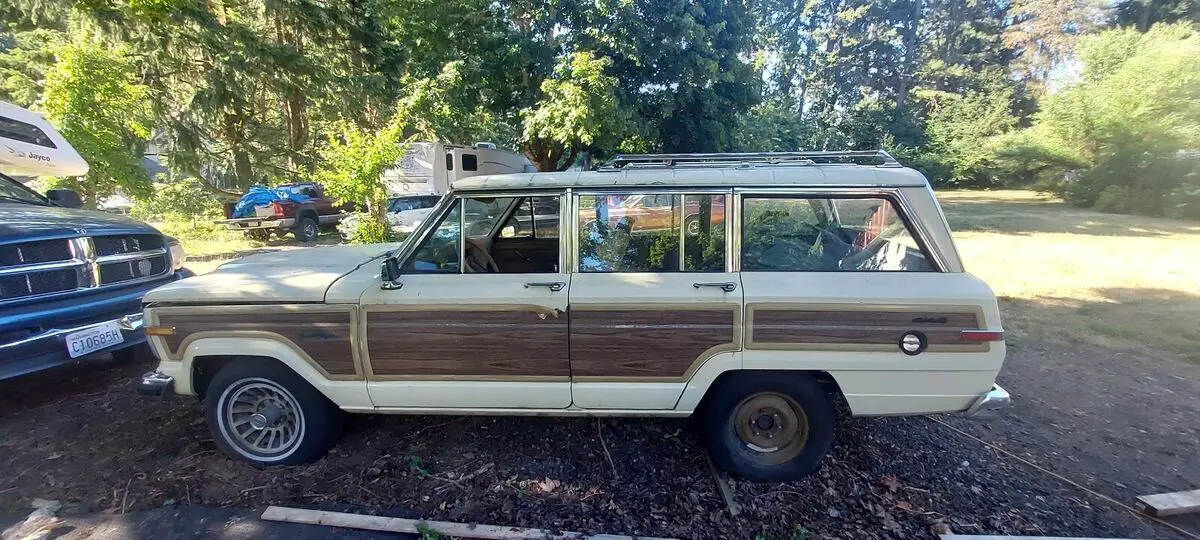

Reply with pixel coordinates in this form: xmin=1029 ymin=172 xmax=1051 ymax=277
xmin=580 ymin=193 xmax=726 ymax=235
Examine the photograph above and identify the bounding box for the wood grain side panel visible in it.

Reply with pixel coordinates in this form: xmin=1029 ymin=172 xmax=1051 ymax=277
xmin=569 ymin=309 xmax=736 ymax=378
xmin=157 ymin=312 xmax=356 ymax=376
xmin=366 ymin=311 xmax=569 ymax=377
xmin=749 ymin=308 xmax=983 ymax=349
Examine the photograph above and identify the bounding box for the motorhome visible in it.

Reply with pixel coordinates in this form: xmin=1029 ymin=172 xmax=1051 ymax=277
xmin=382 ymin=142 xmax=534 ymax=197
xmin=0 ymin=100 xmax=89 ymax=178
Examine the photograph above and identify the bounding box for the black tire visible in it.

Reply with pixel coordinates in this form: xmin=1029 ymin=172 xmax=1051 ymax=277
xmin=701 ymin=372 xmax=835 ymax=481
xmin=293 ymin=215 xmax=319 ymax=242
xmin=203 ymin=358 xmax=342 ymax=465
xmin=685 ymin=215 xmax=701 ymax=236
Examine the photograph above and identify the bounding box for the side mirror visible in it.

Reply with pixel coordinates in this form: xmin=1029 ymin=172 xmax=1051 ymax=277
xmin=46 ymin=189 xmax=82 ymax=209
xmin=380 ymin=257 xmax=402 ymax=290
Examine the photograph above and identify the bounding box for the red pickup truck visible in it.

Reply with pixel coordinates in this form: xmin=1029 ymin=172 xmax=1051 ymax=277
xmin=215 ymin=183 xmax=351 ymax=242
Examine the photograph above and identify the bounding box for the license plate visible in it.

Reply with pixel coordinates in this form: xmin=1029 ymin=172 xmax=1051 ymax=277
xmin=245 ymin=221 xmax=260 ymax=227
xmin=65 ymin=321 xmax=125 ymax=359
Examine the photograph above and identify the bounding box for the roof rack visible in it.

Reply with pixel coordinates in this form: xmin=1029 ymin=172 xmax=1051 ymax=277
xmin=600 ymin=150 xmax=902 ymax=170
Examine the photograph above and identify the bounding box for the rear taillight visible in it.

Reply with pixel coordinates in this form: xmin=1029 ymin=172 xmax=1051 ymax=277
xmin=961 ymin=330 xmax=1004 ymax=342
xmin=270 ymin=201 xmax=292 ymax=217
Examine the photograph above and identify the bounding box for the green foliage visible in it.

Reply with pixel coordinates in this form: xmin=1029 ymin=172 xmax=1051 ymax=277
xmin=153 ymin=219 xmax=249 ymax=247
xmin=415 ymin=523 xmax=444 ymax=540
xmin=315 ymin=110 xmax=414 ymax=241
xmin=997 ymin=23 xmax=1200 ymax=216
xmin=522 ymin=52 xmax=625 ymax=171
xmin=40 ymin=40 xmax=152 ymax=208
xmin=914 ymin=86 xmax=1019 ymax=187
xmin=130 ymin=179 xmax=224 ymax=223
xmin=0 ymin=28 xmax=63 ymax=107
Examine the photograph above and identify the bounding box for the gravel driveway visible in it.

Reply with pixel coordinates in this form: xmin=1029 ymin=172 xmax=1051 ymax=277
xmin=2 ymin=338 xmax=1197 ymax=539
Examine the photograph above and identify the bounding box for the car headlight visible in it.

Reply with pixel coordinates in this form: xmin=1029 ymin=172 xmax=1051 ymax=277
xmin=165 ymin=236 xmax=186 ymax=271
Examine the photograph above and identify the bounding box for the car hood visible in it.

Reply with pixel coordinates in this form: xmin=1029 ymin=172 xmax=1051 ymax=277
xmin=143 ymin=244 xmax=394 ymax=304
xmin=0 ymin=202 xmax=159 ymax=243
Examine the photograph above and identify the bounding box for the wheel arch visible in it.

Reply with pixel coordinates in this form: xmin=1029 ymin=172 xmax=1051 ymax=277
xmin=685 ymin=368 xmax=849 ymax=418
xmin=178 ymin=336 xmax=370 ymax=409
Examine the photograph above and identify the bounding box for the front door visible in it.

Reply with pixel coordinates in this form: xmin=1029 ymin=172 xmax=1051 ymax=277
xmin=360 ymin=192 xmax=572 ymax=409
xmin=569 ymin=191 xmax=742 ymax=409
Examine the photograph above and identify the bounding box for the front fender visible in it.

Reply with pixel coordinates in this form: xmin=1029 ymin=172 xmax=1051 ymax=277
xmin=161 ymin=336 xmax=371 ymax=410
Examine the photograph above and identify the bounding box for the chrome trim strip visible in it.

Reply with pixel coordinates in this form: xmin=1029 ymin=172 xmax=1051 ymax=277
xmin=562 ymin=188 xmax=573 ymax=274
xmin=730 ymin=192 xmax=741 ymax=272
xmin=678 ymin=194 xmax=686 ymax=271
xmin=0 ymin=259 xmax=86 ymax=277
xmin=118 ymin=313 xmax=145 ymax=331
xmin=71 ymin=237 xmax=99 ymax=287
xmin=96 ymin=248 xmax=167 ymax=264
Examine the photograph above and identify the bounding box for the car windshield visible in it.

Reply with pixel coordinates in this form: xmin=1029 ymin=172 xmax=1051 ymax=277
xmin=0 ymin=172 xmax=48 ymax=205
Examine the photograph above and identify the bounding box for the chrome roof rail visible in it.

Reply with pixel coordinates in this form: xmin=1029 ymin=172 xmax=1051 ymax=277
xmin=599 ymin=150 xmax=902 ymax=170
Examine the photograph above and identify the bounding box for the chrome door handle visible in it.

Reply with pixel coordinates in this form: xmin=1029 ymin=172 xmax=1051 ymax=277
xmin=693 ymin=282 xmax=737 ymax=292
xmin=525 ymin=281 xmax=566 ymax=292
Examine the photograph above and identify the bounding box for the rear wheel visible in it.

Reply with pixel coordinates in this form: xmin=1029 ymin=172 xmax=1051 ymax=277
xmin=702 ymin=372 xmax=835 ymax=481
xmin=204 ymin=358 xmax=342 ymax=465
xmin=293 ymin=215 xmax=319 ymax=242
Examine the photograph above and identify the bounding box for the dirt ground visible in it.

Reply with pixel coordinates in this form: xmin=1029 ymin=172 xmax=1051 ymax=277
xmin=1 ymin=341 xmax=1197 ymax=539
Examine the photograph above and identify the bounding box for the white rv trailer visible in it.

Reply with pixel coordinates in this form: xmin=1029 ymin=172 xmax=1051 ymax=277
xmin=382 ymin=141 xmax=534 ymax=197
xmin=0 ymin=100 xmax=89 ymax=178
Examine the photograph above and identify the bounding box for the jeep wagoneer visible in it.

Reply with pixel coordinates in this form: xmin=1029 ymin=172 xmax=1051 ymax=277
xmin=136 ymin=151 xmax=1009 ymax=481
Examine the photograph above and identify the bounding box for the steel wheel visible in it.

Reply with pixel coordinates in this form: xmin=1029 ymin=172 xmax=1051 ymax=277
xmin=217 ymin=378 xmax=306 ymax=461
xmin=732 ymin=391 xmax=809 ymax=465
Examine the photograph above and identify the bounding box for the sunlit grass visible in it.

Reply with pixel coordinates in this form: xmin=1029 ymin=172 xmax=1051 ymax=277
xmin=939 ymin=190 xmax=1200 ymax=361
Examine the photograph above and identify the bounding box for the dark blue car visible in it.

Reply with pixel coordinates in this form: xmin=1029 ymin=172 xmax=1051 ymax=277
xmin=0 ymin=173 xmax=192 ymax=380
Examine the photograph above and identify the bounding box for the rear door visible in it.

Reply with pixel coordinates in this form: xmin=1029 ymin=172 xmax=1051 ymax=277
xmin=568 ymin=190 xmax=742 ymax=410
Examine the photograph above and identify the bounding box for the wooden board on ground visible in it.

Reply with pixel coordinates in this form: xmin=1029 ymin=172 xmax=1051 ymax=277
xmin=941 ymin=536 xmax=1148 ymax=539
xmin=260 ymin=506 xmax=677 ymax=540
xmin=1135 ymin=488 xmax=1200 ymax=517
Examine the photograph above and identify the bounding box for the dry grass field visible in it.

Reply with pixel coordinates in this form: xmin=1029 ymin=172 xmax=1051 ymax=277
xmin=939 ymin=190 xmax=1200 ymax=362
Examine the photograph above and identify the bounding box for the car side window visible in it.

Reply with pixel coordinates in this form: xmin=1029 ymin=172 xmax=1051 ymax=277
xmin=741 ymin=196 xmax=935 ymax=272
xmin=577 ymin=193 xmax=726 ymax=273
xmin=404 ymin=197 xmax=518 ymax=273
xmin=500 ymin=196 xmax=560 ymax=239
xmin=404 ymin=202 xmax=461 ymax=273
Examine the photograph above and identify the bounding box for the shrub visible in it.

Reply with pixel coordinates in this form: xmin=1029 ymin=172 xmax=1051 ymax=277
xmin=994 ymin=24 xmax=1200 ymax=216
xmin=337 ymin=212 xmax=410 ymax=244
xmin=131 ymin=179 xmax=225 ymax=224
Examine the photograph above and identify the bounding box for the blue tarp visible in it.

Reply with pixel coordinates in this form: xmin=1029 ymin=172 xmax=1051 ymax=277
xmin=231 ymin=185 xmax=312 ymax=218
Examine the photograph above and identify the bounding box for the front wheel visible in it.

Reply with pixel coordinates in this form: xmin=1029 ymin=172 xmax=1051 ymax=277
xmin=702 ymin=372 xmax=835 ymax=481
xmin=204 ymin=358 xmax=342 ymax=465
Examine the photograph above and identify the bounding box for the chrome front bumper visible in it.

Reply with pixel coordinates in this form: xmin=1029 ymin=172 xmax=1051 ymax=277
xmin=138 ymin=371 xmax=175 ymax=396
xmin=964 ymin=384 xmax=1011 ymax=418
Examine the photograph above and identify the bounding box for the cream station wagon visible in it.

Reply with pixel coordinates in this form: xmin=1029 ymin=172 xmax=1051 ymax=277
xmin=136 ymin=151 xmax=1009 ymax=481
